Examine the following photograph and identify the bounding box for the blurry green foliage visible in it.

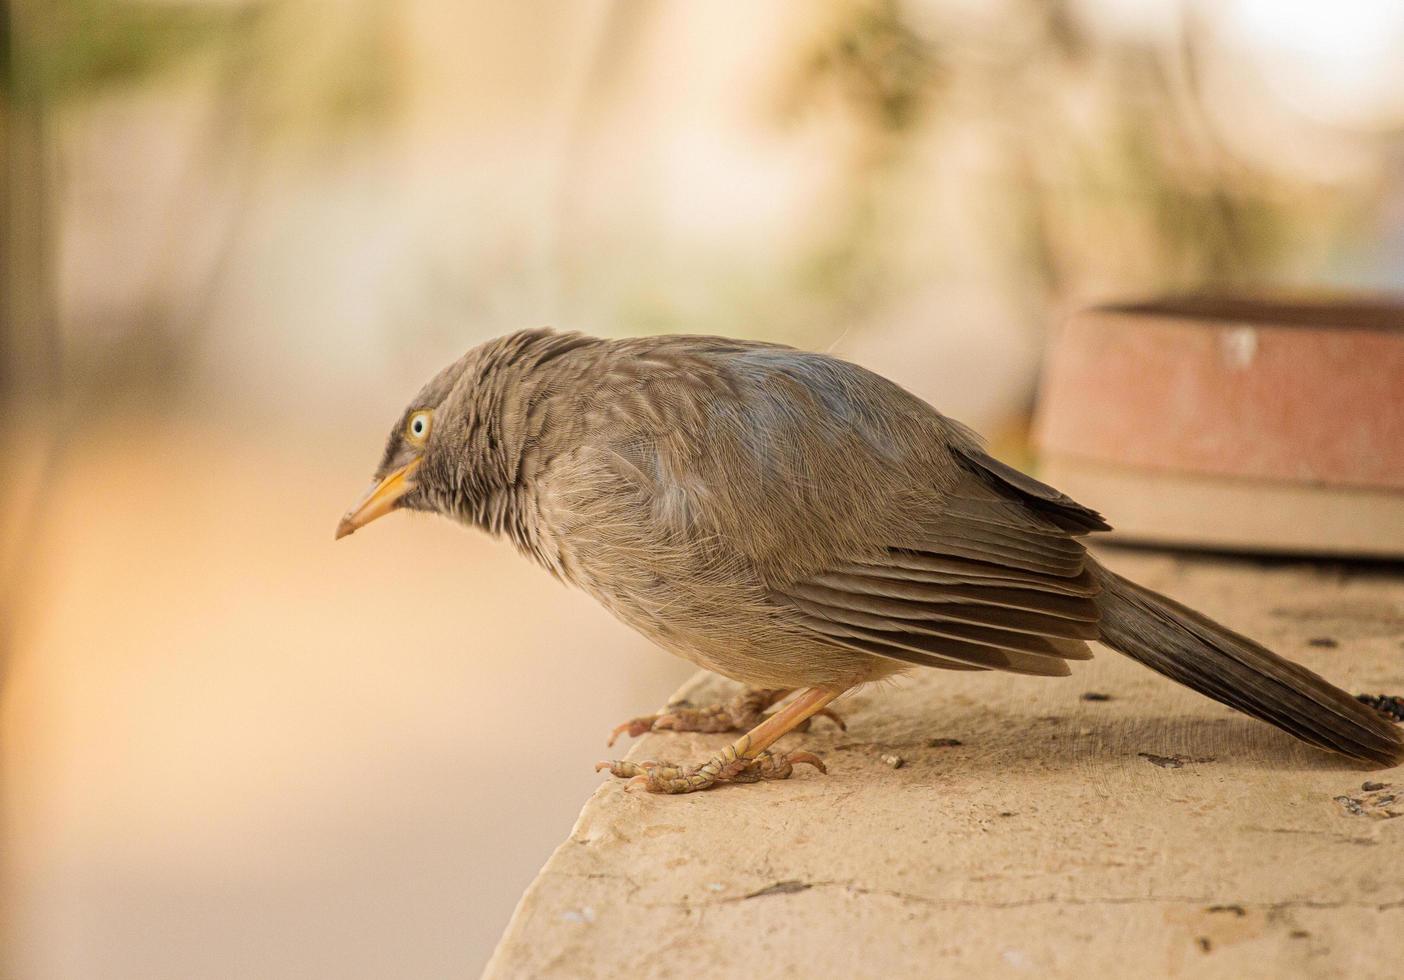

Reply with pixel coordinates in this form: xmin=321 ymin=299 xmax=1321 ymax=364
xmin=788 ymin=0 xmax=939 ymax=133
xmin=765 ymin=0 xmax=1360 ymax=330
xmin=2 ymin=0 xmax=399 ymax=144
xmin=771 ymin=1 xmax=946 ymax=331
xmin=3 ymin=0 xmax=258 ymax=102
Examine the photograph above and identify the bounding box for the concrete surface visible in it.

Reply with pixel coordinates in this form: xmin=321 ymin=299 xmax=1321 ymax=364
xmin=483 ymin=548 xmax=1404 ymax=980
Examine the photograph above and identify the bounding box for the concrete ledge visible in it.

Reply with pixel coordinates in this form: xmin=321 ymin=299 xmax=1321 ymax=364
xmin=484 ymin=550 xmax=1404 ymax=979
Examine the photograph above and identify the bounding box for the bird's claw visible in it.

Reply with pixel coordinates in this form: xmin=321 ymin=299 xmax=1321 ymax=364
xmin=606 ymin=717 xmax=659 ymax=747
xmin=596 ymin=749 xmax=827 ymax=794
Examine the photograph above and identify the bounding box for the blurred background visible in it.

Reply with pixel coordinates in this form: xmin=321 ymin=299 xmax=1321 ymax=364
xmin=3 ymin=1 xmax=1404 ymax=977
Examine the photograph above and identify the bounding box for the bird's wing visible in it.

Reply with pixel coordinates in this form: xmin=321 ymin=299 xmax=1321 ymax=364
xmin=771 ymin=457 xmax=1105 ymax=677
xmin=674 ymin=345 xmax=1110 ymax=678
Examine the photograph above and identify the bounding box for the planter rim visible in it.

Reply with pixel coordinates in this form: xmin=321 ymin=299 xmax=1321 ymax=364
xmin=1092 ymin=296 xmax=1404 ymax=331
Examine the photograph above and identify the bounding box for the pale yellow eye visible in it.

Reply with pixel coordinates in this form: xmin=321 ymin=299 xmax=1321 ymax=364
xmin=406 ymin=410 xmax=432 ymax=444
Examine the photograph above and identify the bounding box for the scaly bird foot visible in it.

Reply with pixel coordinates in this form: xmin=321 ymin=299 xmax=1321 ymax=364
xmin=607 ymin=688 xmax=846 ymax=747
xmin=596 ymin=749 xmax=827 ymax=794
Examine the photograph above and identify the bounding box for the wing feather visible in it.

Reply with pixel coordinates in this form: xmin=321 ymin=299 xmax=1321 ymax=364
xmin=790 ymin=613 xmax=1073 ymax=677
xmin=777 ymin=460 xmax=1104 ymax=677
xmin=791 ymin=577 xmax=1099 ymax=640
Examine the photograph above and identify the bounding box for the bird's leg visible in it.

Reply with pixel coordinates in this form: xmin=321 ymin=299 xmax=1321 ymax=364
xmin=607 ymin=687 xmax=846 ymax=747
xmin=598 ymin=687 xmax=845 ymax=794
xmin=607 ymin=687 xmax=786 ymax=747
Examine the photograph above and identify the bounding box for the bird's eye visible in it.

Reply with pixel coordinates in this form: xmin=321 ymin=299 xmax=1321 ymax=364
xmin=406 ymin=410 xmax=432 ymax=444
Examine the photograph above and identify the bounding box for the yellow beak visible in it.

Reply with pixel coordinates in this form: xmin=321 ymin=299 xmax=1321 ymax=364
xmin=335 ymin=458 xmax=422 ymax=540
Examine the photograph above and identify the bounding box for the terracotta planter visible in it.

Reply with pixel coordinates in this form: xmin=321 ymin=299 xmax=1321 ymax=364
xmin=1034 ymin=298 xmax=1404 ymax=557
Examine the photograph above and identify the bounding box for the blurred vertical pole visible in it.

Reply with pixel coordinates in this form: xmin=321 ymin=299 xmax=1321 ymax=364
xmin=0 ymin=6 xmax=53 ymax=970
xmin=0 ymin=0 xmax=61 ymax=685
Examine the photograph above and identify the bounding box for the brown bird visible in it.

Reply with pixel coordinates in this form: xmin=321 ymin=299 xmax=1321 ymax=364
xmin=336 ymin=329 xmax=1403 ymax=792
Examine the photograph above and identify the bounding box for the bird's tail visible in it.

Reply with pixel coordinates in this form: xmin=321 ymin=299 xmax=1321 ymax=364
xmin=1091 ymin=561 xmax=1404 ymax=767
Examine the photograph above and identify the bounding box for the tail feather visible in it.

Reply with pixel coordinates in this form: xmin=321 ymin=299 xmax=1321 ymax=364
xmin=1092 ymin=561 xmax=1404 ymax=767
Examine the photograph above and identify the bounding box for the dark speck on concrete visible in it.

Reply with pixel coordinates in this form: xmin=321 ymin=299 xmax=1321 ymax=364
xmin=1140 ymin=753 xmax=1184 ymax=769
xmin=927 ymin=738 xmax=963 ymax=748
xmin=1081 ymin=692 xmax=1113 ymax=702
xmin=1334 ymin=796 xmax=1366 ymax=816
xmin=1206 ymin=904 xmax=1245 ymax=916
xmin=1307 ymin=637 xmax=1338 ymax=648
xmin=1196 ymin=937 xmax=1212 ymax=953
xmin=1138 ymin=752 xmax=1215 ymax=769
xmin=745 ymin=880 xmax=811 ymax=900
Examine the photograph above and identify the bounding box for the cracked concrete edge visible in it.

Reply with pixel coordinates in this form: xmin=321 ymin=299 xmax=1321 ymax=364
xmin=481 ymin=552 xmax=1404 ymax=979
xmin=485 ymin=869 xmax=1404 ymax=980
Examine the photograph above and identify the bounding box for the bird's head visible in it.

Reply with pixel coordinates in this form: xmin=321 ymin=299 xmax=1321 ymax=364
xmin=334 ymin=350 xmax=472 ymax=540
xmin=335 ymin=328 xmax=593 ymax=541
